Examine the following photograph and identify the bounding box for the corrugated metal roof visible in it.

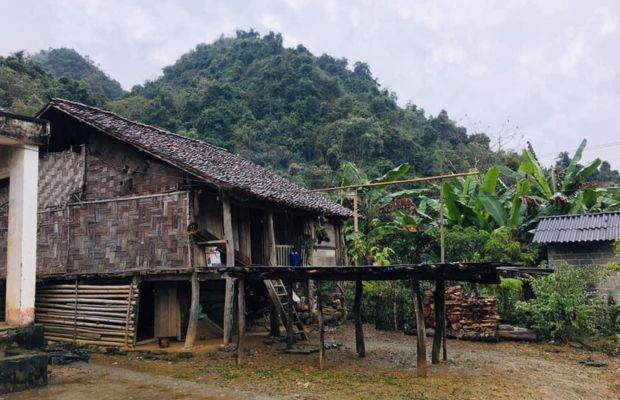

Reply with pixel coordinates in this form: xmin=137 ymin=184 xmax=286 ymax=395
xmin=533 ymin=212 xmax=620 ymax=243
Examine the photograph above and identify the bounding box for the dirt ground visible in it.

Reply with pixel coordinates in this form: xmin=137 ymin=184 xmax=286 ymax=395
xmin=4 ymin=324 xmax=619 ymax=400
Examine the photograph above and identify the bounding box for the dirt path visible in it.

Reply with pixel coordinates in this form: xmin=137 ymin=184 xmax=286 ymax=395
xmin=2 ymin=361 xmax=275 ymax=400
xmin=4 ymin=324 xmax=619 ymax=399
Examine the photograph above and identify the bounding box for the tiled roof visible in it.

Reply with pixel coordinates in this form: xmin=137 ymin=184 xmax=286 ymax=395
xmin=38 ymin=99 xmax=351 ymax=218
xmin=533 ymin=212 xmax=620 ymax=244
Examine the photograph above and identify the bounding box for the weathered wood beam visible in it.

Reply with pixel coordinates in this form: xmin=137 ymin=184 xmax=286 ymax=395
xmin=236 ymin=279 xmax=246 ymax=365
xmin=222 ymin=193 xmax=236 ymax=345
xmin=286 ymin=279 xmax=294 ymax=349
xmin=270 ymin=304 xmax=281 ymax=337
xmin=266 ymin=210 xmax=277 ymax=267
xmin=431 ymin=280 xmax=445 ymax=364
xmin=183 ymin=271 xmax=200 ymax=348
xmin=354 ymin=280 xmax=365 ymax=357
xmin=411 ymin=278 xmax=427 ymax=378
xmin=317 ymin=281 xmax=326 ymax=370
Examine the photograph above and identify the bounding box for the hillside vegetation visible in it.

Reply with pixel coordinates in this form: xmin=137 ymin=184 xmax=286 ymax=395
xmin=107 ymin=31 xmax=512 ymax=186
xmin=1 ymin=31 xmax=618 ymax=188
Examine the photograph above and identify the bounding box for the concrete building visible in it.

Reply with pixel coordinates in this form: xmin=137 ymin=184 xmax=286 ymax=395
xmin=0 ymin=110 xmax=49 ymax=327
xmin=533 ymin=212 xmax=620 ymax=302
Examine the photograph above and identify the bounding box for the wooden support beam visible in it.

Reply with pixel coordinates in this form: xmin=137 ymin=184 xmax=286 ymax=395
xmin=317 ymin=281 xmax=326 ymax=370
xmin=431 ymin=280 xmax=445 ymax=364
xmin=222 ymin=194 xmax=236 ymax=345
xmin=354 ymin=280 xmax=365 ymax=357
xmin=265 ymin=210 xmax=277 ymax=267
xmin=411 ymin=278 xmax=427 ymax=378
xmin=265 ymin=209 xmax=281 ymax=338
xmin=286 ymin=279 xmax=294 ymax=349
xmin=236 ymin=279 xmax=246 ymax=365
xmin=270 ymin=304 xmax=281 ymax=337
xmin=184 ymin=271 xmax=200 ymax=348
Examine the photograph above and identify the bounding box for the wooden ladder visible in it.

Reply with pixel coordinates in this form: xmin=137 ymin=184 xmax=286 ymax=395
xmin=264 ymin=279 xmax=308 ymax=340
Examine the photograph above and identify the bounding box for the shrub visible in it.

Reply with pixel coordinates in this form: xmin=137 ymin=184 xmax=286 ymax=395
xmin=518 ymin=265 xmax=617 ymax=341
xmin=488 ymin=278 xmax=525 ymax=324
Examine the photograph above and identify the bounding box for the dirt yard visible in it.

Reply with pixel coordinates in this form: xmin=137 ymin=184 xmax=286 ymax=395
xmin=5 ymin=324 xmax=619 ymax=400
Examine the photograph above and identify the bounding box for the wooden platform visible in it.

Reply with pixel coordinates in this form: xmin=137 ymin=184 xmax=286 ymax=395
xmin=224 ymin=262 xmax=509 ymax=284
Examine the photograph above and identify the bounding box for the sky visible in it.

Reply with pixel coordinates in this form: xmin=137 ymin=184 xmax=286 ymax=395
xmin=3 ymin=0 xmax=620 ymax=168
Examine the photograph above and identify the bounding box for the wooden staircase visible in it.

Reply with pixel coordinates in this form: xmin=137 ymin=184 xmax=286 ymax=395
xmin=264 ymin=280 xmax=308 ymax=340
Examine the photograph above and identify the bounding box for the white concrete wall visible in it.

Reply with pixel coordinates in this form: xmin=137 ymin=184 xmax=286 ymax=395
xmin=5 ymin=145 xmax=39 ymax=325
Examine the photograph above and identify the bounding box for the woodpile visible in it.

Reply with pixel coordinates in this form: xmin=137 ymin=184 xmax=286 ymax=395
xmin=415 ymin=285 xmax=500 ymax=341
xmin=35 ymin=282 xmax=138 ymax=347
xmin=309 ymin=293 xmax=346 ymax=326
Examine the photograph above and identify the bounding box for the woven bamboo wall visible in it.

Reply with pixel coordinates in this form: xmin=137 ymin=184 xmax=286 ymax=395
xmin=1 ymin=192 xmax=190 ymax=278
xmin=0 ymin=280 xmax=5 ymax=321
xmin=41 ymin=192 xmax=191 ymax=276
xmin=83 ymin=142 xmax=185 ymax=201
xmin=0 ymin=140 xmax=192 ymax=278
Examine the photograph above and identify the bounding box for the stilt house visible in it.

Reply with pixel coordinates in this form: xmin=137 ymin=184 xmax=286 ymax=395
xmin=0 ymin=99 xmax=350 ymax=347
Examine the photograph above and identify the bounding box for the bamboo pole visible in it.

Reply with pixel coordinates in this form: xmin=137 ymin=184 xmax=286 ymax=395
xmin=411 ymin=278 xmax=428 ymax=378
xmin=309 ymin=171 xmax=479 ymax=193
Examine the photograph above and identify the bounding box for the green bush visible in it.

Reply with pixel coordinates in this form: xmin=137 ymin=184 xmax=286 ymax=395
xmin=358 ymin=280 xmax=412 ymax=331
xmin=488 ymin=278 xmax=525 ymax=324
xmin=518 ymin=265 xmax=617 ymax=341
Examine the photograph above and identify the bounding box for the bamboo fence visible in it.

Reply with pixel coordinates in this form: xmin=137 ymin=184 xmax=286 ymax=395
xmin=35 ymin=282 xmax=139 ymax=347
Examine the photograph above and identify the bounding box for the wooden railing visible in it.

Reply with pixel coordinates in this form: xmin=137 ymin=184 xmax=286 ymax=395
xmin=276 ymin=245 xmax=307 ymax=266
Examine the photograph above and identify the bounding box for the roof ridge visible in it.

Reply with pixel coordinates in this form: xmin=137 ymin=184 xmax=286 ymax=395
xmin=539 ymin=211 xmax=620 ymax=219
xmin=40 ymin=98 xmax=351 ymax=217
xmin=49 ymin=98 xmax=233 ymax=154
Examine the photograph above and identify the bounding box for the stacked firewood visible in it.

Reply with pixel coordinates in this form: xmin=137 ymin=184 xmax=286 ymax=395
xmin=308 ymin=292 xmax=346 ymax=326
xmin=422 ymin=285 xmax=500 ymax=341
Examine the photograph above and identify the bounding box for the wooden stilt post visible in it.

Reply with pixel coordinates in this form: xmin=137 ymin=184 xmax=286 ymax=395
xmin=354 ymin=280 xmax=365 ymax=357
xmin=431 ymin=280 xmax=445 ymax=363
xmin=317 ymin=281 xmax=326 ymax=370
xmin=270 ymin=304 xmax=281 ymax=337
xmin=411 ymin=278 xmax=427 ymax=378
xmin=237 ymin=279 xmax=246 ymax=365
xmin=184 ymin=271 xmax=200 ymax=348
xmin=265 ymin=210 xmax=280 ymax=337
xmin=286 ymin=279 xmax=294 ymax=349
xmin=222 ymin=193 xmax=236 ymax=345
xmin=439 ymin=181 xmax=447 ymax=361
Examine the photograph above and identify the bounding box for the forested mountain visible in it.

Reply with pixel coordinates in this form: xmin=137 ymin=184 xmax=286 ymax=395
xmin=0 ymin=49 xmax=123 ymax=115
xmin=33 ymin=48 xmax=124 ymax=101
xmin=1 ymin=31 xmax=617 ymax=188
xmin=107 ymin=31 xmax=513 ymax=187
